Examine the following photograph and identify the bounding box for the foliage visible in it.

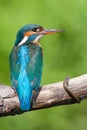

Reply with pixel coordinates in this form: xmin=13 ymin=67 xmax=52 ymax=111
xmin=0 ymin=0 xmax=87 ymax=130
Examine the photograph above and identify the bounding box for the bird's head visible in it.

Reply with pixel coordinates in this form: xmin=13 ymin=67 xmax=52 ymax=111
xmin=15 ymin=24 xmax=64 ymax=46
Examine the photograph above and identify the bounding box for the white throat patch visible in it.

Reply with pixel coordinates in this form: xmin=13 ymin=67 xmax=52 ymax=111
xmin=33 ymin=35 xmax=43 ymax=43
xmin=18 ymin=36 xmax=28 ymax=46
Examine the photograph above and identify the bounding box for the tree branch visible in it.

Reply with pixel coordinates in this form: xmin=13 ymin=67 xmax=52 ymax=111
xmin=0 ymin=74 xmax=87 ymax=117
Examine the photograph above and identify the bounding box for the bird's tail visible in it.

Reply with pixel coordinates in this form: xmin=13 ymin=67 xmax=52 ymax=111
xmin=17 ymin=70 xmax=32 ymax=111
xmin=18 ymin=83 xmax=32 ymax=111
xmin=18 ymin=87 xmax=32 ymax=111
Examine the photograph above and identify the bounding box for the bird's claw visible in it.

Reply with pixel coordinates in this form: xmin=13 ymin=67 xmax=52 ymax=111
xmin=0 ymin=96 xmax=3 ymax=106
xmin=63 ymin=77 xmax=80 ymax=103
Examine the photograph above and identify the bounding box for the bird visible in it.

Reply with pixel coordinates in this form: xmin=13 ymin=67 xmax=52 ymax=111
xmin=9 ymin=24 xmax=63 ymax=111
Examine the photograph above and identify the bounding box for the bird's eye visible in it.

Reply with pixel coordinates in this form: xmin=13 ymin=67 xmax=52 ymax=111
xmin=32 ymin=27 xmax=43 ymax=32
xmin=36 ymin=29 xmax=40 ymax=32
xmin=32 ymin=28 xmax=39 ymax=32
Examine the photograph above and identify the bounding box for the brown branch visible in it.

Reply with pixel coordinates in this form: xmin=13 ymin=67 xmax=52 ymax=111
xmin=0 ymin=74 xmax=87 ymax=117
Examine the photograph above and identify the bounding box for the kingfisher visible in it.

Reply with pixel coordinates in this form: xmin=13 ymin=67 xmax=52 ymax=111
xmin=9 ymin=24 xmax=63 ymax=111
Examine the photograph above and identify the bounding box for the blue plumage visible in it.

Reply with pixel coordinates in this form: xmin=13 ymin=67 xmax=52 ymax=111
xmin=9 ymin=24 xmax=61 ymax=110
xmin=9 ymin=43 xmax=43 ymax=110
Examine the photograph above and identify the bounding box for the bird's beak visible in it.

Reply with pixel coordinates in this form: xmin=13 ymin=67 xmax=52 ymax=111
xmin=38 ymin=29 xmax=64 ymax=35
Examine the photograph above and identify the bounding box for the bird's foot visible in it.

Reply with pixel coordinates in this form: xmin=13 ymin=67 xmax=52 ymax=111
xmin=63 ymin=77 xmax=80 ymax=103
xmin=11 ymin=87 xmax=17 ymax=96
xmin=32 ymin=87 xmax=41 ymax=103
xmin=0 ymin=96 xmax=3 ymax=106
xmin=32 ymin=90 xmax=37 ymax=103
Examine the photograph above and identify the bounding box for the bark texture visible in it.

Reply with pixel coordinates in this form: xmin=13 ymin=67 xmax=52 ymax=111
xmin=0 ymin=74 xmax=87 ymax=117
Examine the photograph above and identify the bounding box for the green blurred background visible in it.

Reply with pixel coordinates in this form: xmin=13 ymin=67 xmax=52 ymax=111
xmin=0 ymin=0 xmax=87 ymax=130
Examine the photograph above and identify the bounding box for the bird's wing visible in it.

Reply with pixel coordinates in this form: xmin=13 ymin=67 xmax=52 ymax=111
xmin=9 ymin=47 xmax=21 ymax=89
xmin=26 ymin=45 xmax=43 ymax=91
